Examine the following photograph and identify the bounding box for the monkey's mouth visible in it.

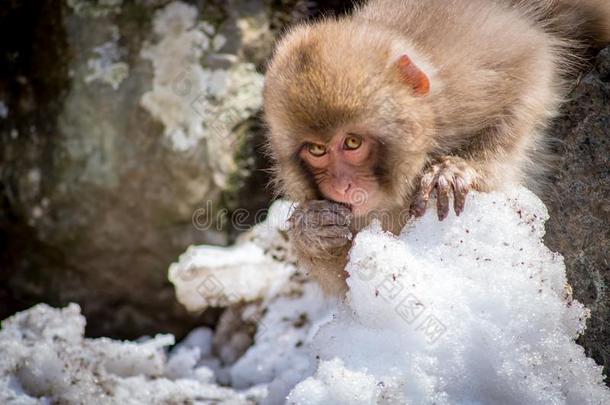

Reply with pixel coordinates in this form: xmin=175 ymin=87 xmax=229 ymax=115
xmin=326 ymin=188 xmax=379 ymax=217
xmin=339 ymin=201 xmax=371 ymax=217
xmin=328 ymin=200 xmax=355 ymax=213
xmin=335 ymin=196 xmax=374 ymax=213
xmin=338 ymin=202 xmax=352 ymax=210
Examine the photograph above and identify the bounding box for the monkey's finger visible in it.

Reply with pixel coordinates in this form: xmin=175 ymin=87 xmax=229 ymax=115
xmin=304 ymin=210 xmax=338 ymax=226
xmin=453 ymin=177 xmax=469 ymax=216
xmin=411 ymin=189 xmax=432 ymax=217
xmin=304 ymin=200 xmax=335 ymax=211
xmin=411 ymin=172 xmax=436 ymax=217
xmin=338 ymin=206 xmax=353 ymax=221
xmin=324 ymin=201 xmax=353 ymax=221
xmin=410 ymin=193 xmax=427 ymax=217
xmin=306 ymin=200 xmax=352 ymax=219
xmin=327 ymin=203 xmax=353 ymax=223
xmin=311 ymin=233 xmax=351 ymax=252
xmin=420 ymin=171 xmax=437 ymax=196
xmin=307 ymin=199 xmax=350 ymax=213
xmin=436 ymin=176 xmax=450 ymax=221
xmin=288 ymin=209 xmax=306 ymax=229
xmin=317 ymin=225 xmax=352 ymax=239
xmin=320 ymin=237 xmax=352 ymax=249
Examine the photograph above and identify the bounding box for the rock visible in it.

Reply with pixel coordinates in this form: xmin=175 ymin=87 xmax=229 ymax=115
xmin=0 ymin=0 xmax=273 ymax=338
xmin=544 ymin=46 xmax=610 ymax=383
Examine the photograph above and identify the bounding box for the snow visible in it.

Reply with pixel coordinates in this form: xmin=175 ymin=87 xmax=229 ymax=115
xmin=0 ymin=304 xmax=260 ymax=404
xmin=287 ymin=187 xmax=609 ymax=404
xmin=2 ymin=187 xmax=609 ymax=404
xmin=169 ymin=200 xmax=296 ymax=312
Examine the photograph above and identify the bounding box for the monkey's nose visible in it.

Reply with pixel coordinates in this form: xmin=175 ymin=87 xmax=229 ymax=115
xmin=334 ymin=181 xmax=352 ymax=196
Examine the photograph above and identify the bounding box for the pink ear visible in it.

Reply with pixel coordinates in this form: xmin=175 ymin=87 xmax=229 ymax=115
xmin=396 ymin=54 xmax=430 ymax=96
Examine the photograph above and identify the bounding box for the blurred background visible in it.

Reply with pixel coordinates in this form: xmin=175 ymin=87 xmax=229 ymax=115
xmin=0 ymin=0 xmax=608 ymax=381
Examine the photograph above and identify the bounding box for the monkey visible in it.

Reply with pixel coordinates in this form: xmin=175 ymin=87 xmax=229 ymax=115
xmin=263 ymin=0 xmax=610 ymax=295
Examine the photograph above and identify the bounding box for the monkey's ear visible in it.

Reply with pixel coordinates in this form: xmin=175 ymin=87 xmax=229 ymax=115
xmin=396 ymin=54 xmax=430 ymax=96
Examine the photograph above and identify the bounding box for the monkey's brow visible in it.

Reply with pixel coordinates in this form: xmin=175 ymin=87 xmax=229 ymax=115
xmin=300 ymin=137 xmax=327 ymax=145
xmin=369 ymin=133 xmax=385 ymax=145
xmin=292 ymin=143 xmax=307 ymax=157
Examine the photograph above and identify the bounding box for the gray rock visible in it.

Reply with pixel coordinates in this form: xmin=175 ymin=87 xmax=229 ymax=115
xmin=0 ymin=0 xmax=272 ymax=338
xmin=544 ymin=46 xmax=610 ymax=383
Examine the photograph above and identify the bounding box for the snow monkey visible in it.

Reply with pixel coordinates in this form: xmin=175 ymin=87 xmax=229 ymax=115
xmin=263 ymin=0 xmax=610 ymax=294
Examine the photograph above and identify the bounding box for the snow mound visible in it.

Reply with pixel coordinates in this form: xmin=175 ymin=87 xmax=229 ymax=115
xmin=169 ymin=200 xmax=296 ymax=312
xmin=0 ymin=304 xmax=260 ymax=404
xmin=2 ymin=187 xmax=609 ymax=404
xmin=287 ymin=187 xmax=609 ymax=404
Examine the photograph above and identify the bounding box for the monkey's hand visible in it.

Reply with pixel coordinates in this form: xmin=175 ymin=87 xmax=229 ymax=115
xmin=411 ymin=156 xmax=480 ymax=221
xmin=288 ymin=200 xmax=353 ymax=260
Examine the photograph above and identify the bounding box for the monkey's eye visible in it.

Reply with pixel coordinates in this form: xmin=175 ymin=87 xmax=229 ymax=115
xmin=344 ymin=135 xmax=362 ymax=150
xmin=307 ymin=143 xmax=327 ymax=157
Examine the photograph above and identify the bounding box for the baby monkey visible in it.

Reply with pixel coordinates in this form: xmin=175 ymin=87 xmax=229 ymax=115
xmin=263 ymin=0 xmax=610 ymax=294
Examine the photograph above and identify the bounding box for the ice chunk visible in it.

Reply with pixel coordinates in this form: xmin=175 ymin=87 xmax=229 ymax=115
xmin=169 ymin=200 xmax=296 ymax=312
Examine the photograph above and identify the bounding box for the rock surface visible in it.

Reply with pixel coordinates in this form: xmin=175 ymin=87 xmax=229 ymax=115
xmin=544 ymin=46 xmax=610 ymax=383
xmin=0 ymin=0 xmax=273 ymax=338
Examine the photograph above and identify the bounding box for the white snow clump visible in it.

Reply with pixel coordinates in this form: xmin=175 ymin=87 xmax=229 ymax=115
xmin=286 ymin=187 xmax=609 ymax=404
xmin=0 ymin=303 xmax=261 ymax=404
xmin=169 ymin=200 xmax=297 ymax=312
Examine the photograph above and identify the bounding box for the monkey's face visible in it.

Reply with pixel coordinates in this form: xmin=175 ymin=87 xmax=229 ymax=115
xmin=299 ymin=130 xmax=383 ymax=217
xmin=264 ymin=21 xmax=437 ymax=222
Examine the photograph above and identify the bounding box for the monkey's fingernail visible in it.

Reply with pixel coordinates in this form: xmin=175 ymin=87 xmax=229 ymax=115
xmin=454 ymin=200 xmax=464 ymax=216
xmin=438 ymin=211 xmax=447 ymax=221
xmin=455 ymin=199 xmax=466 ymax=215
xmin=453 ymin=183 xmax=468 ymax=217
xmin=437 ymin=199 xmax=449 ymax=220
xmin=436 ymin=192 xmax=450 ymax=220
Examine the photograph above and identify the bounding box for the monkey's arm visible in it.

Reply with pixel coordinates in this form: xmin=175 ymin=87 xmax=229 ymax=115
xmin=411 ymin=111 xmax=544 ymax=220
xmin=288 ymin=200 xmax=353 ymax=295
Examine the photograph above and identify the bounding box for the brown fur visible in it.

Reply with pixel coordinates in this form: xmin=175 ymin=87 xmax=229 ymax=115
xmin=263 ymin=0 xmax=610 ymax=295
